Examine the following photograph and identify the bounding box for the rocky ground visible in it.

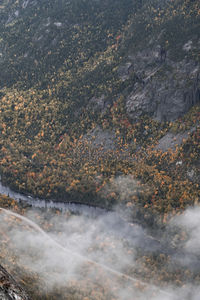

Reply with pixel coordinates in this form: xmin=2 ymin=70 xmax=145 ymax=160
xmin=0 ymin=264 xmax=30 ymax=300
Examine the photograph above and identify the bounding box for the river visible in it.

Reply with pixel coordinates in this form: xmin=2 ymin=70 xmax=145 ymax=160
xmin=0 ymin=178 xmax=165 ymax=253
xmin=0 ymin=179 xmax=106 ymax=217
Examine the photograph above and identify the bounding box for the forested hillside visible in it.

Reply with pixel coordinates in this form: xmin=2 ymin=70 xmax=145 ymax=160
xmin=0 ymin=0 xmax=199 ymax=217
xmin=0 ymin=1 xmax=200 ymax=299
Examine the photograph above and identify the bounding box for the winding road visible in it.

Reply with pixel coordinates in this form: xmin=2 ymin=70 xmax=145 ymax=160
xmin=0 ymin=207 xmax=174 ymax=299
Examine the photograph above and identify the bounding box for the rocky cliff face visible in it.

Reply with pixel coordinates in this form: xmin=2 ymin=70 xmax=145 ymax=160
xmin=0 ymin=265 xmax=30 ymax=300
xmin=121 ymin=45 xmax=200 ymax=122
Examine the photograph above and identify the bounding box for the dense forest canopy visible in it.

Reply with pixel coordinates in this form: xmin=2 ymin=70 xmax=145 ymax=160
xmin=0 ymin=0 xmax=199 ymax=215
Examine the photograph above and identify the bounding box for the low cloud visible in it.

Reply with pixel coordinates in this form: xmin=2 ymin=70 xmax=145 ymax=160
xmin=0 ymin=204 xmax=200 ymax=299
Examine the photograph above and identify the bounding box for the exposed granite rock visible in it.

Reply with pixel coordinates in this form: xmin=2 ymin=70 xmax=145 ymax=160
xmin=0 ymin=265 xmax=30 ymax=300
xmin=183 ymin=40 xmax=193 ymax=52
xmin=155 ymin=127 xmax=196 ymax=152
xmin=83 ymin=126 xmax=116 ymax=151
xmin=187 ymin=169 xmax=195 ymax=180
xmin=125 ymin=45 xmax=200 ymax=122
xmin=155 ymin=131 xmax=190 ymax=152
xmin=87 ymin=95 xmax=106 ymax=113
xmin=117 ymin=62 xmax=134 ymax=81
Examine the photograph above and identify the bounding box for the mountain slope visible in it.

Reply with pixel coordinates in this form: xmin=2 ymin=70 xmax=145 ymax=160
xmin=0 ymin=0 xmax=199 ymax=215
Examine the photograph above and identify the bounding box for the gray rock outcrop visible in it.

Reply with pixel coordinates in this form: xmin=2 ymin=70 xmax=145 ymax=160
xmin=87 ymin=95 xmax=106 ymax=113
xmin=0 ymin=265 xmax=30 ymax=300
xmin=124 ymin=45 xmax=200 ymax=122
xmin=83 ymin=126 xmax=116 ymax=151
xmin=155 ymin=131 xmax=191 ymax=152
